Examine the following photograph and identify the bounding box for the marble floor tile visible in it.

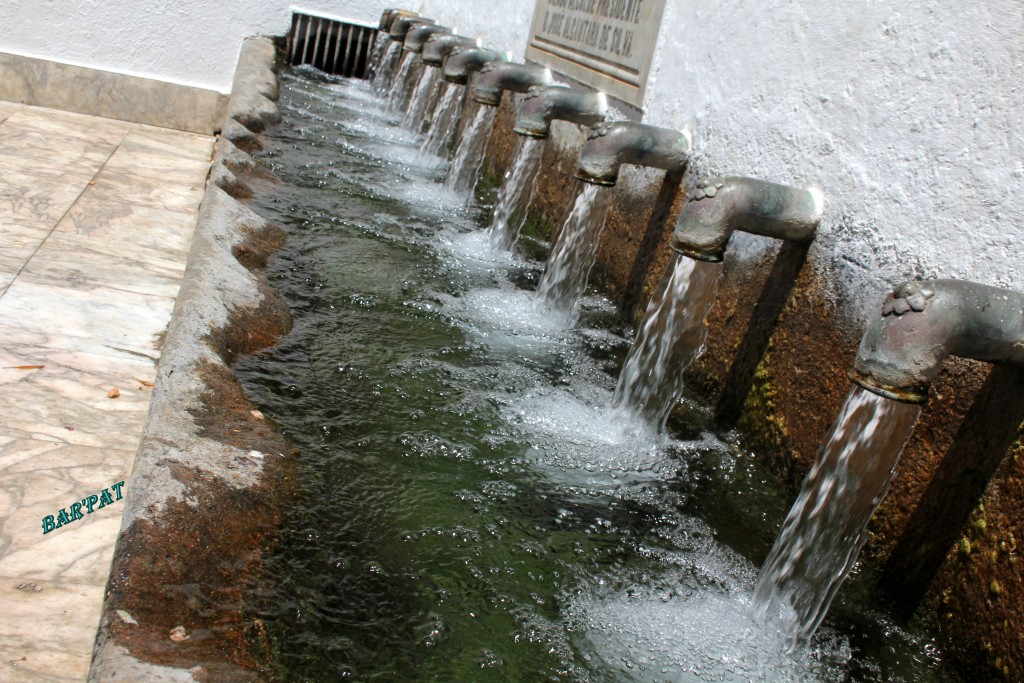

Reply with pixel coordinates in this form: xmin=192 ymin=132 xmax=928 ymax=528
xmin=52 ymin=192 xmax=199 ymax=263
xmin=0 ymin=439 xmax=134 ymax=584
xmin=123 ymin=124 xmax=215 ymax=162
xmin=0 ymin=576 xmax=101 ymax=682
xmin=79 ymin=168 xmax=207 ymax=214
xmin=0 ymin=124 xmax=116 ymax=178
xmin=0 ymin=152 xmax=100 ymax=183
xmin=0 ymin=220 xmax=52 ymax=264
xmin=0 ymin=170 xmax=92 ymax=227
xmin=8 ymin=108 xmax=132 ymax=147
xmin=0 ymin=254 xmax=26 ymax=278
xmin=0 ymin=278 xmax=174 ymax=362
xmin=0 ymin=102 xmax=20 ymax=125
xmin=101 ymin=145 xmax=212 ymax=186
xmin=23 ymin=231 xmax=188 ymax=299
xmin=0 ymin=104 xmax=214 ymax=682
xmin=0 ymin=272 xmax=15 ymax=295
xmin=0 ymin=344 xmax=153 ymax=451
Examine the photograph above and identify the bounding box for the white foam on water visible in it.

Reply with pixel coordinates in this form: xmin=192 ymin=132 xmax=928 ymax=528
xmin=440 ymin=286 xmax=571 ymax=340
xmin=435 ymin=229 xmax=531 ymax=270
xmin=567 ymin=574 xmax=852 ymax=683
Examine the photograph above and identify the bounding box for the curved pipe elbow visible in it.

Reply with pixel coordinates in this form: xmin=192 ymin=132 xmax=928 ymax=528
xmin=379 ymin=9 xmax=417 ymax=32
xmin=574 ymin=121 xmax=690 ymax=186
xmin=442 ymin=48 xmax=509 ymax=84
xmin=404 ymin=25 xmax=451 ymax=53
xmin=389 ymin=16 xmax=434 ymax=41
xmin=850 ymin=280 xmax=1024 ymax=404
xmin=670 ymin=177 xmax=823 ymax=262
xmin=422 ymin=34 xmax=479 ymax=67
xmin=513 ymin=86 xmax=607 ymax=138
xmin=471 ymin=63 xmax=552 ymax=106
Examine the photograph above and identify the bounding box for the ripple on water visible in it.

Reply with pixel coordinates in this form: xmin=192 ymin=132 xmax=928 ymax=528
xmin=240 ymin=67 xmax=956 ymax=683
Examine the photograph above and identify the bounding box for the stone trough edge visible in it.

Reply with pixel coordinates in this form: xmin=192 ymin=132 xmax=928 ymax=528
xmin=87 ymin=36 xmax=285 ymax=682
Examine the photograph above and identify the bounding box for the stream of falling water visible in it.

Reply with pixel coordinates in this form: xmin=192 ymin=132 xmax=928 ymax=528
xmin=534 ymin=183 xmax=614 ymax=324
xmin=444 ymin=105 xmax=496 ymax=198
xmin=234 ymin=67 xmax=953 ymax=683
xmin=387 ymin=52 xmax=416 ymax=111
xmin=611 ymin=254 xmax=724 ymax=433
xmin=752 ymin=386 xmax=922 ymax=651
xmin=488 ymin=136 xmax=544 ymax=251
xmin=365 ymin=32 xmax=390 ymax=81
xmin=370 ymin=41 xmax=402 ymax=95
xmin=421 ymin=82 xmax=464 ymax=157
xmin=403 ymin=66 xmax=440 ymax=132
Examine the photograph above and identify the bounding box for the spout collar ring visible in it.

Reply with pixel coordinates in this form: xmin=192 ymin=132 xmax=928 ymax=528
xmin=848 ymin=369 xmax=928 ymax=404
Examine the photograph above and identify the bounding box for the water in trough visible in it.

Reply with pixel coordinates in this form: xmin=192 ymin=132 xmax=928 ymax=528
xmin=235 ymin=67 xmax=952 ymax=683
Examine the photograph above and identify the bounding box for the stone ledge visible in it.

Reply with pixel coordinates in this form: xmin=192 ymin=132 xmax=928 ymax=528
xmin=0 ymin=52 xmax=228 ymax=134
xmin=87 ymin=37 xmax=288 ymax=683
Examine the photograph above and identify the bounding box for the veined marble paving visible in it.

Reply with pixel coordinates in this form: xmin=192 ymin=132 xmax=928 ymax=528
xmin=0 ymin=101 xmax=213 ymax=682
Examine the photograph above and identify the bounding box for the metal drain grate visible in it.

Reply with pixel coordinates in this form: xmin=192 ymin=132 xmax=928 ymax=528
xmin=287 ymin=10 xmax=377 ymax=78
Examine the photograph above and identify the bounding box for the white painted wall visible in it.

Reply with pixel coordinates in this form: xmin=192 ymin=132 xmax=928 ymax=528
xmin=5 ymin=0 xmax=1021 ymax=314
xmin=419 ymin=0 xmax=1024 ymax=318
xmin=0 ymin=0 xmax=392 ymax=93
xmin=643 ymin=1 xmax=1024 ymax=317
xmin=415 ymin=0 xmax=535 ymax=60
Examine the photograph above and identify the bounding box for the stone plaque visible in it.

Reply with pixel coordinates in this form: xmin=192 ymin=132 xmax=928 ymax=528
xmin=525 ymin=0 xmax=666 ymax=108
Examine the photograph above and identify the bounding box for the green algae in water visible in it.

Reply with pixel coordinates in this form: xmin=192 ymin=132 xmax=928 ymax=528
xmin=236 ymin=68 xmax=953 ymax=682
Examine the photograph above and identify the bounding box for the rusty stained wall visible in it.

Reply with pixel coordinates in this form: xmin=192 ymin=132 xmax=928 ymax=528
xmin=477 ymin=91 xmax=1024 ymax=681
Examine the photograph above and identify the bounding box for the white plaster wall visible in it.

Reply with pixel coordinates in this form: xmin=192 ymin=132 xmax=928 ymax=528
xmin=643 ymin=1 xmax=1024 ymax=317
xmin=416 ymin=0 xmax=534 ymax=58
xmin=6 ymin=0 xmax=1020 ymax=315
xmin=399 ymin=0 xmax=1024 ymax=317
xmin=0 ymin=0 xmax=392 ymax=93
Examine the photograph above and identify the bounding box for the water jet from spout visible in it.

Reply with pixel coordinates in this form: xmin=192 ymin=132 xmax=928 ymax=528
xmin=611 ymin=254 xmax=724 ymax=433
xmin=488 ymin=137 xmax=545 ymax=251
xmin=751 ymin=385 xmax=921 ymax=651
xmin=533 ymin=183 xmax=615 ymax=325
xmin=421 ymin=82 xmax=465 ymax=158
xmin=444 ymin=104 xmax=496 ymax=198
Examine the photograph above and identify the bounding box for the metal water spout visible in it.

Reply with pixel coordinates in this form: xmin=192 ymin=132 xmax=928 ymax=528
xmin=670 ymin=177 xmax=824 ymax=262
xmin=471 ymin=63 xmax=552 ymax=106
xmin=513 ymin=85 xmax=607 ymax=139
xmin=575 ymin=121 xmax=691 ymax=187
xmin=379 ymin=9 xmax=417 ymax=31
xmin=404 ymin=25 xmax=451 ymax=53
xmin=422 ymin=34 xmax=480 ymax=67
xmin=389 ymin=16 xmax=435 ymax=42
xmin=442 ymin=47 xmax=509 ymax=84
xmin=850 ymin=279 xmax=1024 ymax=404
